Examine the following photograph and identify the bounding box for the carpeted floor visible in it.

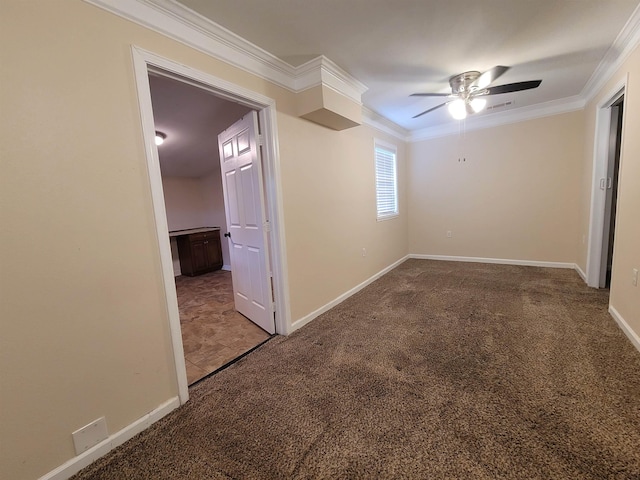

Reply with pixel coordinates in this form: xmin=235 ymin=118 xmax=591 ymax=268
xmin=72 ymin=259 xmax=640 ymax=479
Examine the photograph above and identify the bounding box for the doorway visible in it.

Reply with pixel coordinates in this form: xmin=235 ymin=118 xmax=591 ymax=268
xmin=148 ymin=74 xmax=272 ymax=384
xmin=599 ymin=96 xmax=624 ymax=288
xmin=586 ymin=80 xmax=626 ymax=290
xmin=132 ymin=46 xmax=290 ymax=403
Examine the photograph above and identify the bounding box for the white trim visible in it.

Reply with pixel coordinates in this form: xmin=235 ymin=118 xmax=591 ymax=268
xmin=131 ymin=47 xmax=291 ymax=400
xmin=373 ymin=137 xmax=398 ymax=152
xmin=140 ymin=48 xmax=279 ymax=107
xmin=39 ymin=397 xmax=179 ymax=480
xmin=221 ymin=264 xmax=232 ymax=271
xmin=131 ymin=47 xmax=189 ymax=405
xmin=290 ymin=255 xmax=409 ymax=332
xmin=586 ymin=77 xmax=627 ymax=287
xmin=410 ymin=95 xmax=585 ymax=141
xmin=295 ymin=55 xmax=368 ymax=101
xmin=361 ymin=107 xmax=410 ymax=141
xmin=84 ymin=0 xmax=640 ymax=138
xmin=374 ymin=139 xmax=399 ymax=220
xmin=410 ymin=254 xmax=576 ymax=269
xmin=574 ymin=263 xmax=587 ymax=283
xmin=83 ymin=0 xmax=366 ymax=104
xmin=85 ymin=0 xmax=294 ymax=90
xmin=376 ymin=214 xmax=400 ymax=222
xmin=609 ymin=305 xmax=640 ymax=353
xmin=259 ymin=105 xmax=292 ymax=335
xmin=582 ymin=4 xmax=640 ymax=103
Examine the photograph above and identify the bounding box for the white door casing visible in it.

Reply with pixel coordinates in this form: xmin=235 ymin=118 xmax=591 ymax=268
xmin=586 ymin=78 xmax=626 ymax=288
xmin=599 ymin=99 xmax=623 ymax=288
xmin=132 ymin=46 xmax=291 ymax=406
xmin=218 ymin=112 xmax=275 ymax=334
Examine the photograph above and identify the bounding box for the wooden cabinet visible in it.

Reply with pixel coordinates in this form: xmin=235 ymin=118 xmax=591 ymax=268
xmin=175 ymin=229 xmax=222 ymax=276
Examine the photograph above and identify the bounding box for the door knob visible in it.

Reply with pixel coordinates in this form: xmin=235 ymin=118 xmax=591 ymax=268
xmin=224 ymin=232 xmax=231 ymax=238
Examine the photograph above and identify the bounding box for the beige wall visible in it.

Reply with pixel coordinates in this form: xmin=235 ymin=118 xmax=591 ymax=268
xmin=280 ymin=115 xmax=408 ymax=319
xmin=0 ymin=2 xmax=408 ymax=479
xmin=200 ymin=171 xmax=231 ymax=267
xmin=578 ymin=103 xmax=598 ymax=273
xmin=162 ymin=176 xmax=212 ymax=230
xmin=162 ymin=174 xmax=230 ymax=266
xmin=579 ymin=45 xmax=640 ymax=339
xmin=4 ymin=1 xmax=636 ymax=479
xmin=408 ymin=111 xmax=584 ymax=263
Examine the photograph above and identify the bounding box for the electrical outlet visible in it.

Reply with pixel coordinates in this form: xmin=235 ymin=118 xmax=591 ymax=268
xmin=72 ymin=417 xmax=108 ymax=455
xmin=361 ymin=248 xmax=367 ymax=257
xmin=446 ymin=231 xmax=452 ymax=238
xmin=633 ymin=268 xmax=638 ymax=287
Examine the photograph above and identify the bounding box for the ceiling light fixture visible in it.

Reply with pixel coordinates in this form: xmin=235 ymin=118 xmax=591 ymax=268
xmin=412 ymin=66 xmax=540 ymax=120
xmin=469 ymin=97 xmax=487 ymax=113
xmin=446 ymin=97 xmax=487 ymax=120
xmin=447 ymin=99 xmax=467 ymax=120
xmin=155 ymin=131 xmax=167 ymax=146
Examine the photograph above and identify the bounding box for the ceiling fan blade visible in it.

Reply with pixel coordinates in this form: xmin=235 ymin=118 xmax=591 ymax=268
xmin=485 ymin=80 xmax=542 ymax=95
xmin=413 ymin=102 xmax=447 ymax=118
xmin=473 ymin=65 xmax=510 ymax=90
xmin=410 ymin=93 xmax=451 ymax=97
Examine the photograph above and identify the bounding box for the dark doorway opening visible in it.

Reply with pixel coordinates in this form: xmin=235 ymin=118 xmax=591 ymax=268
xmin=600 ymin=95 xmax=624 ymax=288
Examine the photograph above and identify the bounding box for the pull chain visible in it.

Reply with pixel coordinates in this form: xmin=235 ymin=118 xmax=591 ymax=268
xmin=458 ymin=118 xmax=467 ymax=163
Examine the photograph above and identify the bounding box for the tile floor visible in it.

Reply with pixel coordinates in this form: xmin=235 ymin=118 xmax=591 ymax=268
xmin=175 ymin=270 xmax=271 ymax=385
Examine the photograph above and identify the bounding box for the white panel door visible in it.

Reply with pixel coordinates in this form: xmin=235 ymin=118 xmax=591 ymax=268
xmin=218 ymin=111 xmax=274 ymax=334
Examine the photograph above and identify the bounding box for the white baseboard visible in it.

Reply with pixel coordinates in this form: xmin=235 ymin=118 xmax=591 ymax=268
xmin=290 ymin=255 xmax=410 ymax=332
xmin=289 ymin=254 xmax=581 ymax=333
xmin=409 ymin=254 xmax=576 ymax=269
xmin=609 ymin=305 xmax=640 ymax=353
xmin=221 ymin=264 xmax=231 ymax=271
xmin=39 ymin=397 xmax=180 ymax=480
xmin=408 ymin=255 xmax=588 ymax=288
xmin=574 ymin=263 xmax=587 ymax=282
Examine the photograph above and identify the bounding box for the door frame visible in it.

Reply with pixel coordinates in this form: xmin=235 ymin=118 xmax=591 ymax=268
xmin=131 ymin=46 xmax=291 ymax=404
xmin=586 ymin=75 xmax=627 ymax=288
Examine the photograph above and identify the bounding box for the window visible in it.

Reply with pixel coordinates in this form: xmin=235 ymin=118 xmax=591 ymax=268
xmin=374 ymin=141 xmax=398 ymax=220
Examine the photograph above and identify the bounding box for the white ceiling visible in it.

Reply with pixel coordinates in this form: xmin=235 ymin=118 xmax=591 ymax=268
xmin=176 ymin=0 xmax=639 ymax=130
xmin=149 ymin=74 xmax=252 ymax=177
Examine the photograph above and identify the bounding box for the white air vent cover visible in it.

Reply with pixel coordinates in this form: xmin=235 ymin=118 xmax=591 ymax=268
xmin=486 ymin=100 xmax=514 ymax=111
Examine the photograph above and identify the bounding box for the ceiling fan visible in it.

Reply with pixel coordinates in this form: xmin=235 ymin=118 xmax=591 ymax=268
xmin=411 ymin=66 xmax=541 ymax=120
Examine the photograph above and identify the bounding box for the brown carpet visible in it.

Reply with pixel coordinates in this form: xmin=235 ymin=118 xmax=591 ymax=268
xmin=72 ymin=259 xmax=640 ymax=479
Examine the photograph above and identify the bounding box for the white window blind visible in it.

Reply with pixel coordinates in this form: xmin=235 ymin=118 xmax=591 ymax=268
xmin=374 ymin=143 xmax=398 ymax=220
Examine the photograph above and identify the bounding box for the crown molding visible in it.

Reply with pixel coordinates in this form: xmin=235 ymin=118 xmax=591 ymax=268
xmin=411 ymin=9 xmax=640 ymax=142
xmin=409 ymin=95 xmax=585 ymax=142
xmin=85 ymin=0 xmax=639 ymax=141
xmin=83 ymin=0 xmax=367 ymax=103
xmin=361 ymin=107 xmax=410 ymax=141
xmin=582 ymin=3 xmax=640 ymax=103
xmin=295 ymin=56 xmax=368 ymax=103
xmin=86 ymin=0 xmax=297 ymax=90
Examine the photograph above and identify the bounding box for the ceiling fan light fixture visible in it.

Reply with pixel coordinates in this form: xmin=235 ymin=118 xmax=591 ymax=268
xmin=470 ymin=97 xmax=487 ymax=113
xmin=410 ymin=65 xmax=541 ymax=121
xmin=448 ymin=99 xmax=467 ymax=120
xmin=155 ymin=131 xmax=167 ymax=146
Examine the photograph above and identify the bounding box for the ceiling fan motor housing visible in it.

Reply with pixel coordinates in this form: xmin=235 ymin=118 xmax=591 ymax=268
xmin=449 ymin=71 xmax=481 ymax=96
